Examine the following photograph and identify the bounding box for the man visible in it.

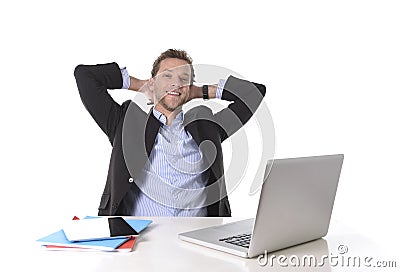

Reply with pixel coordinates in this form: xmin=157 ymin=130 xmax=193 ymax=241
xmin=74 ymin=49 xmax=266 ymax=217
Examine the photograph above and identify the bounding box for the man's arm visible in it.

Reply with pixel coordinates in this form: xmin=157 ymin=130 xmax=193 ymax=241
xmin=117 ymin=68 xmax=153 ymax=103
xmin=74 ymin=62 xmax=125 ymax=142
xmin=214 ymin=76 xmax=266 ymax=142
xmin=188 ymin=84 xmax=218 ymax=100
xmin=186 ymin=77 xmax=265 ymax=141
xmin=128 ymin=75 xmax=148 ymax=92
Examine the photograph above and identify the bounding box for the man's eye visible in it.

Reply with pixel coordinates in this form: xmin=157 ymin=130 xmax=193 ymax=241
xmin=163 ymin=74 xmax=172 ymax=78
xmin=181 ymin=78 xmax=189 ymax=82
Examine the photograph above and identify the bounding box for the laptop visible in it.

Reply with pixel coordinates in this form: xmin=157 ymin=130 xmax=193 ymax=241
xmin=178 ymin=154 xmax=344 ymax=258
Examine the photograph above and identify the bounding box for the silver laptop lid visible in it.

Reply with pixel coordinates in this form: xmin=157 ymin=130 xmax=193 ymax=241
xmin=248 ymin=154 xmax=344 ymax=257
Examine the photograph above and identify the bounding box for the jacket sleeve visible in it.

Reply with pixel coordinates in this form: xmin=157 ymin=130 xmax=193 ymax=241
xmin=74 ymin=62 xmax=124 ymax=144
xmin=214 ymin=75 xmax=266 ymax=142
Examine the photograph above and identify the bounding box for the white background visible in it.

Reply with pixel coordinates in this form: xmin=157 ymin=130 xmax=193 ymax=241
xmin=1 ymin=0 xmax=399 ymax=256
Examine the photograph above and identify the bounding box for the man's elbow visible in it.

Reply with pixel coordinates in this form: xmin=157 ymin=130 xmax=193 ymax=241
xmin=254 ymin=82 xmax=266 ymax=97
xmin=73 ymin=64 xmax=87 ymax=79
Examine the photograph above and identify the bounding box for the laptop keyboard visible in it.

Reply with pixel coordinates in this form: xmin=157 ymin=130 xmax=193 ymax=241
xmin=219 ymin=233 xmax=252 ymax=248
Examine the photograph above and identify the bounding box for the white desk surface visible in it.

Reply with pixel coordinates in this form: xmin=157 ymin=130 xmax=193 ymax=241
xmin=4 ymin=217 xmax=398 ymax=272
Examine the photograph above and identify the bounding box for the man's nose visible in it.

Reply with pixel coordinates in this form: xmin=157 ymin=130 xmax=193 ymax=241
xmin=170 ymin=76 xmax=182 ymax=88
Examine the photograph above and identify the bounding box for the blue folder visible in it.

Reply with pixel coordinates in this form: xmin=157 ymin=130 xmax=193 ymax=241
xmin=36 ymin=218 xmax=152 ymax=251
xmin=36 ymin=229 xmax=128 ymax=251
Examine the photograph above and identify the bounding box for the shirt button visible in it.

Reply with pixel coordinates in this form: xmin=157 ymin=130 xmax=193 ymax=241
xmin=128 ymin=177 xmax=133 ymax=183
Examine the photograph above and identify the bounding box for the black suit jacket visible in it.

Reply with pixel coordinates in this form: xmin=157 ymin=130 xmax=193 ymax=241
xmin=74 ymin=62 xmax=266 ymax=216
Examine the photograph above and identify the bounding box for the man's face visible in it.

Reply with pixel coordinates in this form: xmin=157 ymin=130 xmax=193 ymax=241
xmin=150 ymin=58 xmax=192 ymax=114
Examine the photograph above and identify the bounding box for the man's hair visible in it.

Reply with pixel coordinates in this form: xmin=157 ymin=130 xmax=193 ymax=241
xmin=151 ymin=49 xmax=195 ymax=82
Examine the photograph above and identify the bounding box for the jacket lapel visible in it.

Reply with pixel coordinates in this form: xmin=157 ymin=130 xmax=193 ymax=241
xmin=145 ymin=110 xmax=162 ymax=157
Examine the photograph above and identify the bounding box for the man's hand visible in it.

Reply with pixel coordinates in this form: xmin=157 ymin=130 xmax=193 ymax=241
xmin=138 ymin=79 xmax=154 ymax=104
xmin=129 ymin=77 xmax=154 ymax=104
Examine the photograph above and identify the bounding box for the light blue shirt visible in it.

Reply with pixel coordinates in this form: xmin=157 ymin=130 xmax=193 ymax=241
xmin=120 ymin=68 xmax=225 ymax=216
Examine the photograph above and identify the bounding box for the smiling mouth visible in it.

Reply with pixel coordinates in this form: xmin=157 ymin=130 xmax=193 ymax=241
xmin=166 ymin=90 xmax=182 ymax=96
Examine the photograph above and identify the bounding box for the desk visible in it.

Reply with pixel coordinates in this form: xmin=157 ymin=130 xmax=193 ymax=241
xmin=8 ymin=217 xmax=398 ymax=272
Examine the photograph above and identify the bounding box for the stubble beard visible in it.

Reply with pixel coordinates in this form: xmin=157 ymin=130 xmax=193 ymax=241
xmin=157 ymin=95 xmax=183 ymax=113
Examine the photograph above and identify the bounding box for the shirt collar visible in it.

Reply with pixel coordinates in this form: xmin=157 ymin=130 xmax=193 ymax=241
xmin=152 ymin=108 xmax=183 ymax=126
